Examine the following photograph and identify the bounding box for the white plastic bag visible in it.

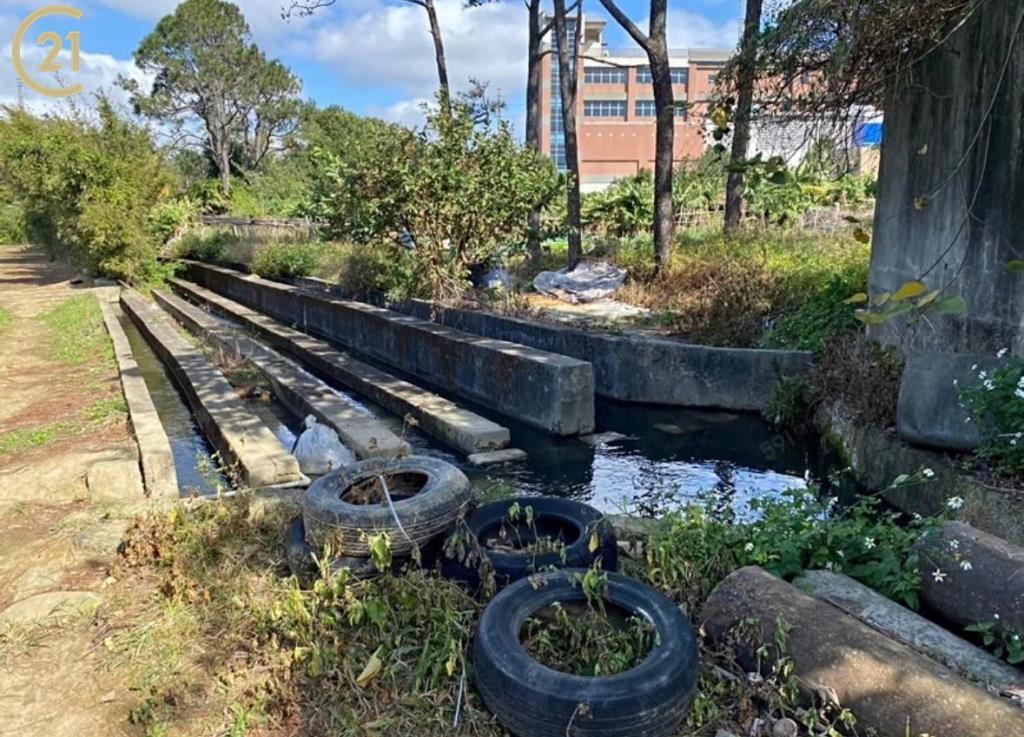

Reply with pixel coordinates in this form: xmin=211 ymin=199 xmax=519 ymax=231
xmin=293 ymin=415 xmax=355 ymax=476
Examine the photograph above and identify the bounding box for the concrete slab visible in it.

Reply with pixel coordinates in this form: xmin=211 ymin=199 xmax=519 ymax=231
xmin=168 ymin=278 xmax=511 ymax=456
xmin=466 ymin=448 xmax=528 ymax=466
xmin=794 ymin=569 xmax=1022 ymax=690
xmin=703 ymin=567 xmax=1024 ymax=737
xmin=897 ymin=352 xmax=996 ymax=451
xmin=97 ymin=297 xmax=178 ymax=499
xmin=153 ymin=289 xmax=407 ymax=460
xmin=86 ymin=460 xmax=144 ymax=503
xmin=184 ymin=261 xmax=595 ymax=435
xmin=0 ymin=591 xmax=102 ymax=625
xmin=121 ymin=287 xmax=303 ymax=490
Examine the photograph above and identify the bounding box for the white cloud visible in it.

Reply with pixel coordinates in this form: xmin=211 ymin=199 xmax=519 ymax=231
xmin=666 ymin=9 xmax=740 ymax=49
xmin=0 ymin=11 xmax=149 ymax=113
xmin=302 ymin=0 xmax=528 ymax=102
xmin=366 ymin=95 xmax=434 ymax=128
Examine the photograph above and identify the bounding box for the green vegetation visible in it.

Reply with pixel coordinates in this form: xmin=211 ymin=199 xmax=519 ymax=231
xmin=40 ymin=295 xmax=114 ymax=367
xmin=611 ymin=229 xmax=869 ymax=347
xmin=0 ymin=204 xmax=26 ymax=244
xmin=0 ymin=307 xmax=13 ymax=333
xmin=959 ymin=355 xmax=1024 ymax=480
xmin=0 ymin=425 xmax=60 ymax=456
xmin=250 ymin=242 xmax=319 ymax=281
xmin=0 ymin=102 xmax=172 ymax=282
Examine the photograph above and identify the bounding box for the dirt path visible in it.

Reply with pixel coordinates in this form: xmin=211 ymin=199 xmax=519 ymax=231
xmin=0 ymin=246 xmax=140 ymax=737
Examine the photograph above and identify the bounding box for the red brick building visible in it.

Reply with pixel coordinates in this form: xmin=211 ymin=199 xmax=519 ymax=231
xmin=540 ymin=16 xmax=731 ymax=191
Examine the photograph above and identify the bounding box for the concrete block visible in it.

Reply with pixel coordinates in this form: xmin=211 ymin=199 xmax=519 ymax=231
xmin=794 ymin=569 xmax=1021 ymax=690
xmin=169 ymin=278 xmax=511 ymax=455
xmin=361 ymin=295 xmax=812 ymax=411
xmin=897 ymin=352 xmax=998 ymax=451
xmin=121 ymin=287 xmax=303 ymax=489
xmin=153 ymin=289 xmax=408 ymax=460
xmin=86 ymin=459 xmax=144 ymax=503
xmin=917 ymin=522 xmax=1024 ymax=635
xmin=98 ymin=297 xmax=178 ymax=499
xmin=183 ymin=261 xmax=595 ymax=435
xmin=466 ymin=448 xmax=528 ymax=466
xmin=703 ymin=566 xmax=1024 ymax=737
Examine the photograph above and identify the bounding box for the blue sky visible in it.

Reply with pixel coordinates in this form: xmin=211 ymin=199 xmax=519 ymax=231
xmin=0 ymin=0 xmax=743 ymax=133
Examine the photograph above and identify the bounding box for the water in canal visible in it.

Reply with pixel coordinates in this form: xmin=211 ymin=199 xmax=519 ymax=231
xmin=122 ymin=311 xmax=824 ymax=516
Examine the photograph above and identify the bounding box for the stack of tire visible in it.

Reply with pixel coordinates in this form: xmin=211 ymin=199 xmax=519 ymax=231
xmin=445 ymin=496 xmax=700 ymax=737
xmin=285 ymin=456 xmax=472 ymax=584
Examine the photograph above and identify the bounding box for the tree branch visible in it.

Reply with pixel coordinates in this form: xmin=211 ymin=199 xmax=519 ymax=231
xmin=597 ymin=0 xmax=652 ymax=54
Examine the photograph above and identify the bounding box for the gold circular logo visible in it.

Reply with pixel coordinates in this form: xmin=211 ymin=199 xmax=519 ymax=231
xmin=12 ymin=5 xmax=85 ymax=98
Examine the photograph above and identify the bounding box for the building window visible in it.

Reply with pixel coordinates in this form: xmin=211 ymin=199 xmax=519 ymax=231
xmin=584 ymin=67 xmax=627 ymax=84
xmin=708 ymin=74 xmax=719 ymax=85
xmin=634 ymin=100 xmax=688 ymax=119
xmin=583 ymin=99 xmax=626 ymax=118
xmin=550 ymin=139 xmax=567 ymax=169
xmin=635 ymin=66 xmax=689 ymax=84
xmin=634 ymin=100 xmax=656 ymax=117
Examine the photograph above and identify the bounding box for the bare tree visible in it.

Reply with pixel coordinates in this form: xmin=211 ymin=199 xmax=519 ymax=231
xmin=724 ymin=0 xmax=763 ymax=233
xmin=553 ymin=0 xmax=583 ymax=269
xmin=286 ymin=0 xmax=451 ymax=111
xmin=598 ymin=0 xmax=674 ymax=273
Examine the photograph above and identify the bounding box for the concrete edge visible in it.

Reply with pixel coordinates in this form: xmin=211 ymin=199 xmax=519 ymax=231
xmin=96 ymin=289 xmax=179 ymax=500
xmin=152 ymin=288 xmax=409 ymax=461
xmin=120 ymin=286 xmax=304 ymax=490
xmin=168 ymin=277 xmax=513 ymax=456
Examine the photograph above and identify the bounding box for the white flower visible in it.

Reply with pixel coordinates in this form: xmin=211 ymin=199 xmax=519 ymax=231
xmin=995 ymin=613 xmax=1001 ymax=620
xmin=864 ymin=537 xmax=876 ymax=550
xmin=971 ymin=364 xmax=979 ymax=371
xmin=953 ymin=378 xmax=959 ymax=387
xmin=984 ymin=379 xmax=995 ymax=391
xmin=998 ymin=348 xmax=1009 ymax=358
xmin=825 ymin=561 xmax=837 ymax=572
xmin=1016 ymin=387 xmax=1024 ymax=400
xmin=933 ymin=569 xmax=947 ymax=583
xmin=913 ymin=512 xmax=923 ymax=521
xmin=744 ymin=542 xmax=755 ymax=553
xmin=978 ymin=371 xmax=987 ymax=380
xmin=960 ymin=561 xmax=973 ymax=571
xmin=948 ymin=539 xmax=960 ymax=551
xmin=837 ymin=550 xmax=844 ymax=558
xmin=922 ymin=468 xmax=935 ymax=478
xmin=1012 ymin=438 xmax=1019 ymax=446
xmin=947 ymin=496 xmax=965 ymax=510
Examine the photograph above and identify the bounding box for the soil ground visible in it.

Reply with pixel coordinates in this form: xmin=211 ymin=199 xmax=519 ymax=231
xmin=0 ymin=246 xmax=141 ymax=737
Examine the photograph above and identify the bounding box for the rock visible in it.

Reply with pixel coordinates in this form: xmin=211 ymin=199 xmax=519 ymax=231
xmin=533 ymin=261 xmax=627 ymax=303
xmin=86 ymin=460 xmax=144 ymax=503
xmin=578 ymin=432 xmax=630 ymax=446
xmin=702 ymin=567 xmax=1024 ymax=737
xmin=0 ymin=591 xmax=101 ymax=625
xmin=466 ymin=448 xmax=528 ymax=467
xmin=916 ymin=521 xmax=1024 ymax=635
xmin=771 ymin=718 xmax=799 ymax=737
xmin=795 ymin=569 xmax=1022 ymax=689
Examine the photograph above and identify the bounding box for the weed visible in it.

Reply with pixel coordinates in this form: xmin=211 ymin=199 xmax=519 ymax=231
xmin=0 ymin=425 xmax=61 ymax=455
xmin=959 ymin=355 xmax=1024 ymax=480
xmin=251 ymin=242 xmax=320 ymax=281
xmin=40 ymin=294 xmax=113 ymax=368
xmin=0 ymin=307 xmax=13 ymax=332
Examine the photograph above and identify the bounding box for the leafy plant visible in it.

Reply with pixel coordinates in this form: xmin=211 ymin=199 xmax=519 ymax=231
xmin=251 ymin=242 xmax=320 ymax=281
xmin=965 ymin=621 xmax=1024 ymax=664
xmin=763 ymin=274 xmax=865 ymax=351
xmin=959 ymin=355 xmax=1024 ymax=479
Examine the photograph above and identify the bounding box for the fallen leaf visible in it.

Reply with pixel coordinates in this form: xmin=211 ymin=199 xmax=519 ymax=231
xmin=357 ymin=647 xmax=383 ymax=688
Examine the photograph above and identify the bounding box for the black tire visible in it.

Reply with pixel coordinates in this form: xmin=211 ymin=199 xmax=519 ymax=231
xmin=473 ymin=569 xmax=698 ymax=737
xmin=441 ymin=497 xmax=617 ymax=593
xmin=285 ymin=516 xmax=405 ymax=584
xmin=302 ymin=456 xmax=471 ymax=557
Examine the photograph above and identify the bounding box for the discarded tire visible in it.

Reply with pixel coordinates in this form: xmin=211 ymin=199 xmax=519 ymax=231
xmin=285 ymin=515 xmax=387 ymax=584
xmin=442 ymin=496 xmax=617 ymax=593
xmin=473 ymin=569 xmax=698 ymax=737
xmin=302 ymin=456 xmax=471 ymax=557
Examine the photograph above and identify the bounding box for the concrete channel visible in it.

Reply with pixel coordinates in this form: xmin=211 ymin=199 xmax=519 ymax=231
xmin=121 ymin=287 xmax=305 ymax=490
xmin=97 ymin=291 xmax=179 ymax=500
xmin=168 ymin=278 xmax=516 ymax=457
xmin=182 ymin=261 xmax=595 ymax=436
xmin=153 ymin=288 xmax=408 ymax=460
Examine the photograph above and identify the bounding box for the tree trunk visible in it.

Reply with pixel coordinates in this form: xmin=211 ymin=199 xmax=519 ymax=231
xmin=423 ymin=0 xmax=451 ymax=111
xmin=553 ymin=0 xmax=582 ymax=269
xmin=725 ymin=0 xmax=764 ymax=233
xmin=525 ymin=0 xmax=544 ymax=260
xmin=647 ymin=0 xmax=674 ymax=273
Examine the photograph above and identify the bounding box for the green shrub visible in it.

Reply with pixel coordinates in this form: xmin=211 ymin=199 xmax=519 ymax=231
xmin=763 ymin=274 xmax=865 ymax=351
xmin=0 ymin=204 xmax=26 ymax=244
xmin=148 ymin=198 xmax=198 ymax=245
xmin=251 ymin=242 xmax=320 ymax=281
xmin=180 ymin=229 xmax=241 ymax=264
xmin=959 ymin=355 xmax=1024 ymax=479
xmin=0 ymin=100 xmax=171 ymax=282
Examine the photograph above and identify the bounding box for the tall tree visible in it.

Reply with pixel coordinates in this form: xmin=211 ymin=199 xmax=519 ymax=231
xmin=598 ymin=0 xmax=674 ymax=273
xmin=553 ymin=0 xmax=583 ymax=269
xmin=287 ymin=0 xmax=451 ymax=112
xmin=124 ymin=0 xmax=300 ymax=195
xmin=724 ymin=0 xmax=763 ymax=233
xmin=524 ymin=0 xmax=548 ymax=259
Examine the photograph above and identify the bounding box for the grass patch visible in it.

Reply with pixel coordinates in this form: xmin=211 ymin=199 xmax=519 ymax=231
xmin=0 ymin=307 xmax=13 ymax=332
xmin=40 ymin=294 xmax=113 ymax=367
xmin=0 ymin=425 xmax=63 ymax=455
